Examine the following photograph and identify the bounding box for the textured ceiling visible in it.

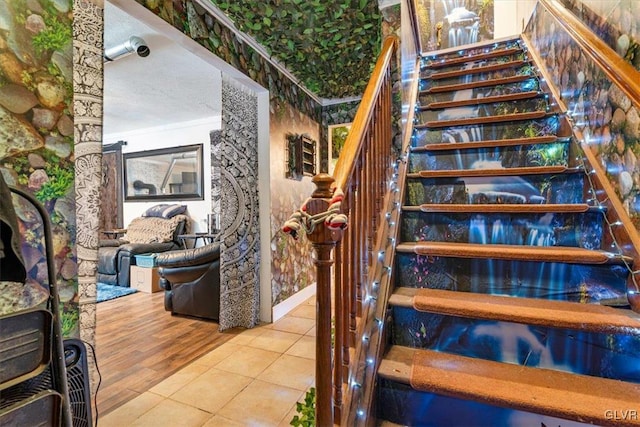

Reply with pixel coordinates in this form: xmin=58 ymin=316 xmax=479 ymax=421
xmin=103 ymin=1 xmax=221 ymax=136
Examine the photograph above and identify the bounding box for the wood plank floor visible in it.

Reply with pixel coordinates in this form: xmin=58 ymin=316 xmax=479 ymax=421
xmin=95 ymin=291 xmax=236 ymax=417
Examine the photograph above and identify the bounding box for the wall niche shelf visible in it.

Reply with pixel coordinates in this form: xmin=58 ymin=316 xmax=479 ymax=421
xmin=286 ymin=133 xmax=316 ymax=179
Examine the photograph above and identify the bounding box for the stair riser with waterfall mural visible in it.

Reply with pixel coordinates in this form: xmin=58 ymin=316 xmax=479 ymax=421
xmin=377 ymin=37 xmax=640 ymax=427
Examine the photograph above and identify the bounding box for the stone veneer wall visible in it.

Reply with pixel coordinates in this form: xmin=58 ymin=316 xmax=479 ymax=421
xmin=0 ymin=0 xmax=87 ymax=338
xmin=218 ymin=79 xmax=260 ymax=330
xmin=269 ymin=101 xmax=319 ymax=306
xmin=0 ymin=0 xmax=101 ymax=392
xmin=559 ymin=0 xmax=640 ymax=70
xmin=525 ymin=3 xmax=640 ymax=229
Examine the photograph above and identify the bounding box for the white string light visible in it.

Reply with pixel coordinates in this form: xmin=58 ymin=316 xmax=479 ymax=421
xmin=572 ymin=125 xmax=638 ymax=283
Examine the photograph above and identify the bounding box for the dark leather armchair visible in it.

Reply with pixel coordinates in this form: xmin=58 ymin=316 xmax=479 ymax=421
xmin=97 ymin=215 xmax=187 ymax=287
xmin=156 ymin=242 xmax=221 ymax=321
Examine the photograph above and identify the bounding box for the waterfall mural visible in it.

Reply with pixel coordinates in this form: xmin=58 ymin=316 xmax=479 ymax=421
xmin=389 ymin=30 xmax=639 ymax=422
xmin=378 ymin=378 xmax=592 ymax=427
xmin=414 ymin=39 xmax=565 ymax=173
xmin=392 ymin=307 xmax=640 ymax=382
xmin=406 ymin=171 xmax=585 ymax=206
xmin=431 ymin=0 xmax=494 ymax=50
xmin=402 ymin=210 xmax=605 ymax=249
xmin=379 ymin=4 xmax=640 ymax=425
xmin=400 ymin=165 xmax=629 ymax=305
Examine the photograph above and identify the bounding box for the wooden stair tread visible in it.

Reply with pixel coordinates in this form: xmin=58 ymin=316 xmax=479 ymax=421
xmin=412 ymin=135 xmax=562 ymax=151
xmin=409 ymin=165 xmax=569 ymax=178
xmin=396 ymin=241 xmax=632 ymax=265
xmin=419 ymin=110 xmax=547 ymax=129
xmin=402 ymin=203 xmax=597 ymax=213
xmin=421 ymin=74 xmax=532 ymax=94
xmin=422 ymin=90 xmax=541 ymax=110
xmin=389 ymin=287 xmax=640 ymax=335
xmin=379 ymin=345 xmax=640 ymax=426
xmin=423 ymin=47 xmax=523 ymax=69
xmin=426 ymin=59 xmax=528 ymax=80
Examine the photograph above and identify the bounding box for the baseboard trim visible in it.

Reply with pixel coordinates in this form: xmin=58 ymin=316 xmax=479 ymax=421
xmin=272 ymin=283 xmax=317 ymax=322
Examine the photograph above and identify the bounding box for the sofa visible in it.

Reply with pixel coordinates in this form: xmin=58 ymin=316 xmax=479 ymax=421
xmin=97 ymin=214 xmax=188 ymax=287
xmin=156 ymin=242 xmax=221 ymax=321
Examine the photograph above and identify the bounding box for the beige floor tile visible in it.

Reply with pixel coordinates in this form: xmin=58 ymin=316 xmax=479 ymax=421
xmin=131 ymin=398 xmax=211 ymax=427
xmin=226 ymin=325 xmax=267 ymax=345
xmin=278 ymin=402 xmax=302 ymax=427
xmin=214 ymin=346 xmax=281 ymax=377
xmin=201 ymin=414 xmax=248 ymax=427
xmin=247 ymin=329 xmax=302 ymax=353
xmin=257 ymin=354 xmax=315 ymax=390
xmin=285 ymin=335 xmax=316 ymax=360
xmin=270 ymin=316 xmax=315 ymax=335
xmin=305 ymin=326 xmax=316 ymax=337
xmin=149 ymin=363 xmax=210 ymax=397
xmin=304 ymin=296 xmax=316 ymax=306
xmin=193 ymin=342 xmax=245 ymax=368
xmin=169 ymin=368 xmax=252 ymax=413
xmin=289 ymin=304 xmax=315 ymax=320
xmin=217 ymin=380 xmax=304 ymax=426
xmin=98 ymin=392 xmax=164 ymax=427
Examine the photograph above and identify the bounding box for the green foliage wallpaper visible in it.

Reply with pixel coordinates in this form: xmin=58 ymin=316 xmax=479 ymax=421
xmin=211 ymin=0 xmax=382 ymax=99
xmin=139 ymin=0 xmax=381 ymax=102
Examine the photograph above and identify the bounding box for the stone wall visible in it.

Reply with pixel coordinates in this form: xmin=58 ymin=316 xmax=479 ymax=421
xmin=0 ymin=0 xmax=81 ymax=336
xmin=525 ymin=3 xmax=640 ymax=229
xmin=269 ymin=101 xmax=319 ymax=306
xmin=559 ymin=0 xmax=640 ymax=70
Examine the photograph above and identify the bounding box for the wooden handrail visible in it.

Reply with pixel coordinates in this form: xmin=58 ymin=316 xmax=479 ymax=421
xmin=331 ymin=36 xmax=398 ymax=194
xmin=539 ymin=0 xmax=640 ymax=111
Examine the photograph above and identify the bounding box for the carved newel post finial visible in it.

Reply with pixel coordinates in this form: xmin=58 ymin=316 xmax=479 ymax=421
xmin=312 ymin=173 xmax=335 ymax=199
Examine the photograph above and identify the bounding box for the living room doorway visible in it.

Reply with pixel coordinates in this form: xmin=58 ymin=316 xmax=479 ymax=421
xmin=97 ymin=0 xmax=225 ymax=417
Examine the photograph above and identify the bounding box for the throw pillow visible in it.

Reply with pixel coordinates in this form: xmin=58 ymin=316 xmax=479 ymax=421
xmin=123 ymin=215 xmax=188 ymax=244
xmin=142 ymin=204 xmax=187 ymax=219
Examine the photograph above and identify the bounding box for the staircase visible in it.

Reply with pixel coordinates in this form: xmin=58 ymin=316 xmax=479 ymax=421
xmin=375 ymin=38 xmax=640 ymax=426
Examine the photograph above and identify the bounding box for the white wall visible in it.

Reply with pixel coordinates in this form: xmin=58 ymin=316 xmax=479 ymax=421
xmin=103 ymin=117 xmax=221 ymax=233
xmin=256 ymin=88 xmax=273 ymax=324
xmin=494 ymin=0 xmax=537 ymax=39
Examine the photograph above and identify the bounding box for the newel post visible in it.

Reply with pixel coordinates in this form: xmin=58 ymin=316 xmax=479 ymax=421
xmin=306 ymin=174 xmax=344 ymax=427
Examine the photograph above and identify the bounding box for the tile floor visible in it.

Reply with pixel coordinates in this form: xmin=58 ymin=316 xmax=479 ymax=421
xmin=99 ymin=297 xmax=317 ymax=427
